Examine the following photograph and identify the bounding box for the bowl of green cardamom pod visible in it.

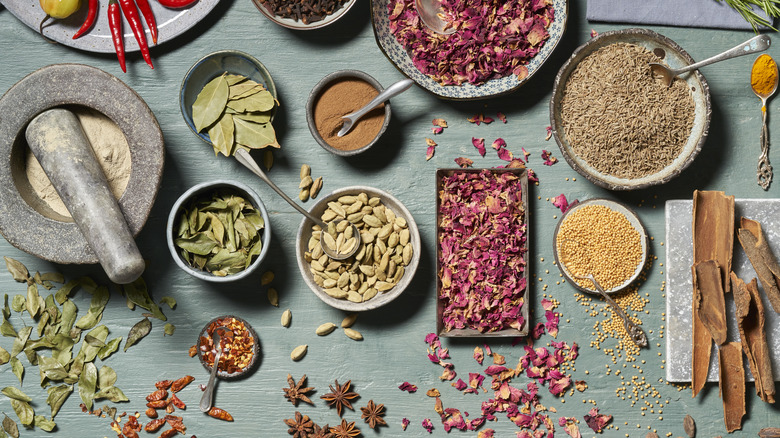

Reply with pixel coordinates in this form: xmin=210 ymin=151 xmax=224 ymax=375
xmin=167 ymin=180 xmax=271 ymax=282
xmin=295 ymin=186 xmax=421 ymax=311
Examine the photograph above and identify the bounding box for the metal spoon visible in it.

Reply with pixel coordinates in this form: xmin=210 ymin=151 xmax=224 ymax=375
xmin=199 ymin=327 xmax=230 ymax=412
xmin=752 ymin=54 xmax=778 ymax=190
xmin=649 ymin=34 xmax=771 ymax=87
xmin=414 ymin=0 xmax=455 ymax=35
xmin=234 ymin=148 xmax=360 ymax=260
xmin=337 ymin=78 xmax=414 ymax=137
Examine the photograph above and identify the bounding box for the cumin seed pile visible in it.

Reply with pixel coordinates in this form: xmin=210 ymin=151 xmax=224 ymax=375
xmin=561 ymin=43 xmax=695 ymax=179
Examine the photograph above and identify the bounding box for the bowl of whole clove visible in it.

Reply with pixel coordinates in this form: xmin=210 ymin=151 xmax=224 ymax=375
xmin=252 ymin=0 xmax=357 ymax=30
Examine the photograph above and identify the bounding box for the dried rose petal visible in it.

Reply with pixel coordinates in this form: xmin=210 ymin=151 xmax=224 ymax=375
xmin=522 ymin=148 xmax=531 ymax=162
xmin=497 ymin=148 xmax=514 ymax=162
xmin=584 ymin=407 xmax=612 ymax=433
xmin=472 ymin=137 xmax=486 ymax=156
xmin=492 ymin=353 xmax=506 ymax=365
xmin=541 ymin=298 xmax=555 ymax=312
xmin=527 ymin=169 xmax=538 ymax=183
xmin=398 ymin=382 xmax=418 ymax=393
xmin=432 ymin=126 xmax=444 ymax=134
xmin=478 ymin=429 xmax=495 ymax=438
xmin=426 ymin=145 xmax=436 ymax=161
xmin=497 ymin=112 xmax=507 ymax=124
xmin=426 ymin=138 xmax=437 ymax=147
xmin=426 ymin=388 xmax=441 ymax=397
xmin=532 ymin=322 xmax=546 ymax=339
xmin=474 ymin=346 xmax=484 ymax=364
xmin=575 ymin=380 xmax=587 ymax=391
xmin=422 ymin=418 xmax=434 ymax=433
xmin=559 ymin=417 xmax=581 ymax=438
xmin=541 ymin=150 xmax=558 ymax=166
xmin=492 ymin=138 xmax=507 ymax=150
xmin=590 ymin=29 xmax=599 ymax=38
xmin=455 ymin=157 xmax=474 ymax=168
xmin=402 ymin=417 xmax=410 ymax=431
xmin=545 ymin=126 xmax=552 ymax=141
xmin=551 ymin=194 xmax=569 ymax=213
xmin=433 ymin=118 xmax=448 ymax=128
xmin=545 ymin=310 xmax=559 ymax=338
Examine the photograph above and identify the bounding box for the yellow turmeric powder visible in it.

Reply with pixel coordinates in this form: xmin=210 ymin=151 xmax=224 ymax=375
xmin=751 ymin=54 xmax=778 ymax=96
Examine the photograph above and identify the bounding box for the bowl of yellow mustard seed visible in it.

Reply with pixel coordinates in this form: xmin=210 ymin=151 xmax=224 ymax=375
xmin=553 ymin=198 xmax=649 ymax=294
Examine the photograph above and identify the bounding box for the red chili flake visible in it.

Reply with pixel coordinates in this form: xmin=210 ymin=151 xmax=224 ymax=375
xmin=583 ymin=407 xmax=612 ymax=433
xmin=188 ymin=345 xmax=198 ymax=357
xmin=170 ymin=394 xmax=186 ymax=409
xmin=421 ymin=418 xmax=434 ymax=433
xmin=398 ymin=382 xmax=418 ymax=393
xmin=199 ymin=317 xmax=255 ymax=374
xmin=433 ymin=118 xmax=448 ymax=128
xmin=170 ymin=375 xmax=194 ymax=393
xmin=146 ymin=389 xmax=168 ymax=402
xmin=165 ymin=415 xmax=186 ymax=433
xmin=155 ymin=380 xmax=173 ymax=390
xmin=454 ymin=157 xmax=473 ymax=168
xmin=471 ymin=137 xmax=486 ymax=156
xmin=401 ymin=417 xmax=410 ymax=431
xmin=473 ymin=346 xmax=484 ymax=365
xmin=541 ymin=150 xmax=558 ymax=166
xmin=144 ymin=418 xmax=166 ymax=433
xmin=497 ymin=112 xmax=507 ymax=124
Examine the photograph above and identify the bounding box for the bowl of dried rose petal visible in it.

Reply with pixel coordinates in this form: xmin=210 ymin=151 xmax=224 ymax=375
xmin=295 ymin=186 xmax=421 ymax=311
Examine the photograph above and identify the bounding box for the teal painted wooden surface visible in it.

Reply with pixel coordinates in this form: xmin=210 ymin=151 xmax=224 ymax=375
xmin=0 ymin=1 xmax=779 ymax=436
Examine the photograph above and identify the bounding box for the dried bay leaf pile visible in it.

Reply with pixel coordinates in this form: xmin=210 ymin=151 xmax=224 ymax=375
xmin=192 ymin=73 xmax=280 ymax=157
xmin=0 ymin=257 xmax=175 ymax=435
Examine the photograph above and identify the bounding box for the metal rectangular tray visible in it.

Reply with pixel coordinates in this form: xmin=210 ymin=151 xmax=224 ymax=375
xmin=435 ymin=168 xmax=529 ymax=337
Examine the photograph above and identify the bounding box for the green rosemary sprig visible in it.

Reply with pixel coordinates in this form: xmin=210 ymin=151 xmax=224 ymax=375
xmin=719 ymin=0 xmax=780 ymax=32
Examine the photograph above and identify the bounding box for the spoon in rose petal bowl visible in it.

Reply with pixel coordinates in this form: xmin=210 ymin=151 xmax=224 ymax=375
xmin=337 ymin=78 xmax=414 ymax=137
xmin=414 ymin=0 xmax=455 ymax=35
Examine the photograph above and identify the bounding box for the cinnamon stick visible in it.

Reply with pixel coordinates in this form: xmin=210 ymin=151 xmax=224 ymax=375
xmin=731 ymin=272 xmax=776 ymax=404
xmin=693 ymin=260 xmax=728 ymax=345
xmin=718 ymin=342 xmax=745 ymax=433
xmin=691 ymin=190 xmax=734 ymax=397
xmin=737 ymin=217 xmax=780 ymax=314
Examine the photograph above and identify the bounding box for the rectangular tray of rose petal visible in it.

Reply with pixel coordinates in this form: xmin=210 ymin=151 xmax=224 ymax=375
xmin=435 ymin=168 xmax=529 ymax=337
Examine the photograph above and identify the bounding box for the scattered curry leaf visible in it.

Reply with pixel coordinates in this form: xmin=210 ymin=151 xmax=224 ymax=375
xmin=11 ymin=326 xmax=32 ymax=357
xmin=4 ymin=257 xmax=29 ymax=283
xmin=9 ymin=358 xmax=23 ymax=384
xmin=33 ymin=415 xmax=55 ymax=432
xmin=124 ymin=318 xmax=152 ymax=352
xmin=93 ymin=386 xmax=128 ymax=403
xmin=1 ymin=388 xmax=31 ymax=403
xmin=0 ymin=347 xmax=9 ymax=365
xmin=10 ymin=296 xmax=24 ymax=313
xmin=163 ymin=323 xmax=175 ymax=336
xmin=78 ymin=362 xmax=97 ymax=411
xmin=10 ymin=400 xmax=33 ymax=426
xmin=160 ymin=296 xmax=176 ymax=309
xmin=74 ymin=286 xmax=109 ymax=330
xmin=0 ymin=319 xmax=15 ymax=338
xmin=2 ymin=414 xmax=18 ymax=438
xmin=26 ymin=284 xmax=40 ymax=319
xmin=46 ymin=384 xmax=72 ymax=418
xmin=98 ymin=366 xmax=117 ymax=389
xmin=97 ymin=337 xmax=122 ymax=361
xmin=122 ymin=278 xmax=166 ymax=321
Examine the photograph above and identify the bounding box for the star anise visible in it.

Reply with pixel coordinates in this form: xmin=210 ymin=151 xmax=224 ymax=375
xmin=329 ymin=419 xmax=361 ymax=438
xmin=310 ymin=423 xmax=334 ymax=438
xmin=360 ymin=400 xmax=386 ymax=429
xmin=283 ymin=411 xmax=313 ymax=438
xmin=283 ymin=374 xmax=315 ymax=406
xmin=320 ymin=379 xmax=359 ymax=417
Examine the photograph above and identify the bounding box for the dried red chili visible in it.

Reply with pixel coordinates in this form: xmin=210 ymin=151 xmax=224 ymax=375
xmin=155 ymin=380 xmax=173 ymax=390
xmin=145 ymin=407 xmax=158 ymax=419
xmin=159 ymin=428 xmax=178 ymax=438
xmin=147 ymin=400 xmax=168 ymax=409
xmin=144 ymin=418 xmax=166 ymax=432
xmin=122 ymin=415 xmax=142 ymax=438
xmin=165 ymin=415 xmax=186 ymax=433
xmin=207 ymin=407 xmax=234 ymax=422
xmin=146 ymin=389 xmax=168 ymax=402
xmin=170 ymin=375 xmax=195 ymax=393
xmin=165 ymin=403 xmax=175 ymax=414
xmin=199 ymin=317 xmax=255 ymax=374
xmin=170 ymin=394 xmax=186 ymax=409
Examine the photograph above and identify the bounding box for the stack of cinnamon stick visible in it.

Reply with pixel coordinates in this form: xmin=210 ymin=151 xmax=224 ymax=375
xmin=691 ymin=190 xmax=777 ymax=433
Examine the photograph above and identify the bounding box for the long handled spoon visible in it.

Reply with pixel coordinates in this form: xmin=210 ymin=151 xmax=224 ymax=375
xmin=752 ymin=54 xmax=779 ymax=190
xmin=414 ymin=0 xmax=455 ymax=35
xmin=200 ymin=327 xmax=230 ymax=412
xmin=337 ymin=79 xmax=414 ymax=137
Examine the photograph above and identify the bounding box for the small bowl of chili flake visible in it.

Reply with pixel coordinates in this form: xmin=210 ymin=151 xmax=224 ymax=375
xmin=196 ymin=315 xmax=260 ymax=379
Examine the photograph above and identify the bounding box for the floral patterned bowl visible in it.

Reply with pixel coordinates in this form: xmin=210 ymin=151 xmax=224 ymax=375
xmin=370 ymin=0 xmax=568 ymax=100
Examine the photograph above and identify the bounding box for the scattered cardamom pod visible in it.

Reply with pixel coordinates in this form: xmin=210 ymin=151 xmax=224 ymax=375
xmin=260 ymin=270 xmax=274 ymax=286
xmin=300 ymin=164 xmax=311 ymax=179
xmin=316 ymin=322 xmax=337 ymax=336
xmin=341 ymin=313 xmax=358 ymax=328
xmin=683 ymin=414 xmax=695 ymax=438
xmin=267 ymin=288 xmax=279 ymax=307
xmin=299 ymin=175 xmax=313 ymax=189
xmin=343 ymin=327 xmax=363 ymax=341
xmin=310 ymin=177 xmax=323 ymax=199
xmin=290 ymin=344 xmax=307 ymax=361
xmin=263 ymin=149 xmax=274 ymax=170
xmin=281 ymin=309 xmax=292 ymax=328
xmin=299 ymin=188 xmax=310 ymax=202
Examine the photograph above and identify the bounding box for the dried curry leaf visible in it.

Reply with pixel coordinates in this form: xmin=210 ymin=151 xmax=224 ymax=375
xmin=33 ymin=415 xmax=55 ymax=432
xmin=163 ymin=323 xmax=175 ymax=336
xmin=3 ymin=257 xmax=29 ymax=283
xmin=160 ymin=297 xmax=176 ymax=309
xmin=122 ymin=278 xmax=166 ymax=321
xmin=97 ymin=337 xmax=122 ymax=361
xmin=74 ymin=287 xmax=109 ymax=330
xmin=124 ymin=318 xmax=152 ymax=352
xmin=10 ymin=296 xmax=24 ymax=313
xmin=0 ymin=319 xmax=16 ymax=338
xmin=78 ymin=362 xmax=97 ymax=411
xmin=9 ymin=400 xmax=32 ymax=426
xmin=1 ymin=387 xmax=31 ymax=403
xmin=193 ymin=74 xmax=229 ymax=132
xmin=26 ymin=283 xmax=40 ymax=319
xmin=9 ymin=358 xmax=22 ymax=384
xmin=0 ymin=347 xmax=9 ymax=365
xmin=174 ymin=234 xmax=218 ymax=256
xmin=11 ymin=326 xmax=32 ymax=358
xmin=2 ymin=414 xmax=17 ymax=438
xmin=46 ymin=384 xmax=72 ymax=418
xmin=93 ymin=386 xmax=128 ymax=403
xmin=98 ymin=365 xmax=117 ymax=389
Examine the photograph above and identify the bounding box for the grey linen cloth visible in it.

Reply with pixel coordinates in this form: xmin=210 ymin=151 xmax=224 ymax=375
xmin=587 ymin=0 xmax=771 ymax=30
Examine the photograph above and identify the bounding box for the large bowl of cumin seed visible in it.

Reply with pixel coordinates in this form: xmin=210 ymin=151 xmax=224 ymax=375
xmin=550 ymin=28 xmax=711 ymax=191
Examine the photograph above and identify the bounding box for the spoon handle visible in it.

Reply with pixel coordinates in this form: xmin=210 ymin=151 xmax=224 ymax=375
xmin=758 ymin=104 xmax=773 ymax=190
xmin=343 ymin=79 xmax=414 ymax=121
xmin=678 ymin=35 xmax=771 ymax=74
xmin=199 ymin=349 xmax=221 ymax=412
xmin=234 ymin=149 xmax=326 ymax=228
xmin=587 ymin=275 xmax=648 ymax=348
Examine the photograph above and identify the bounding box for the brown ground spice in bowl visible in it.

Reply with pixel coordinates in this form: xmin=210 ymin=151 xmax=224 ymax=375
xmin=313 ymin=77 xmax=385 ymax=151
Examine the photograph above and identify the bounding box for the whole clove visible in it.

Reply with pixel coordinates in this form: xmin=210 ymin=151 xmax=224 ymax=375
xmin=259 ymin=0 xmax=350 ymax=25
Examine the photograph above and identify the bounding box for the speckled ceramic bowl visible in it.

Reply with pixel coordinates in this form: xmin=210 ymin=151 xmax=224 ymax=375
xmin=251 ymin=0 xmax=357 ymax=30
xmin=552 ymin=198 xmax=649 ymax=295
xmin=550 ymin=28 xmax=712 ymax=191
xmin=166 ymin=180 xmax=271 ymax=283
xmin=295 ymin=186 xmax=420 ymax=311
xmin=180 ymin=50 xmax=277 ymax=145
xmin=306 ymin=70 xmax=392 ymax=157
xmin=197 ymin=315 xmax=260 ymax=380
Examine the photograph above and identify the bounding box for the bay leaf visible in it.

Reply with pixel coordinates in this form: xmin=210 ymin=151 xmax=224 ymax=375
xmin=160 ymin=296 xmax=176 ymax=309
xmin=46 ymin=384 xmax=72 ymax=418
xmin=26 ymin=283 xmax=40 ymax=319
xmin=208 ymin=113 xmax=235 ymax=157
xmin=224 ymin=74 xmax=248 ymax=86
xmin=124 ymin=318 xmax=151 ymax=352
xmin=33 ymin=415 xmax=55 ymax=432
xmin=175 ymin=233 xmax=218 ymax=256
xmin=228 ymin=81 xmax=263 ymax=99
xmin=11 ymin=326 xmax=32 ymax=357
xmin=1 ymin=387 xmax=31 ymax=402
xmin=193 ymin=74 xmax=229 ymax=132
xmin=234 ymin=118 xmax=279 ymax=149
xmin=0 ymin=346 xmax=9 ymax=365
xmin=78 ymin=362 xmax=97 ymax=411
xmin=234 ymin=111 xmax=272 ymax=125
xmin=163 ymin=323 xmax=175 ymax=336
xmin=98 ymin=365 xmax=117 ymax=389
xmin=227 ymin=89 xmax=275 ymax=113
xmin=10 ymin=295 xmax=24 ymax=313
xmin=2 ymin=414 xmax=18 ymax=438
xmin=9 ymin=358 xmax=22 ymax=383
xmin=93 ymin=386 xmax=128 ymax=403
xmin=9 ymin=400 xmax=32 ymax=426
xmin=3 ymin=257 xmax=28 ymax=283
xmin=97 ymin=337 xmax=121 ymax=361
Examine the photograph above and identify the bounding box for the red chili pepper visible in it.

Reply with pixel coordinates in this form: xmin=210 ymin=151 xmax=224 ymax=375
xmin=134 ymin=0 xmax=157 ymax=44
xmin=107 ymin=0 xmax=126 ymax=73
xmin=118 ymin=0 xmax=154 ymax=69
xmin=72 ymin=0 xmax=98 ymax=39
xmin=157 ymin=0 xmax=198 ymax=8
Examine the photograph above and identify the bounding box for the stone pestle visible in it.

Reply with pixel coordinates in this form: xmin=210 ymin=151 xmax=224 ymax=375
xmin=25 ymin=108 xmax=145 ymax=284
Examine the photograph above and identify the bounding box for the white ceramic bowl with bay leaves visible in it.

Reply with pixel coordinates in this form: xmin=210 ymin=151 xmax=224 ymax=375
xmin=166 ymin=180 xmax=271 ymax=283
xmin=295 ymin=186 xmax=421 ymax=311
xmin=180 ymin=50 xmax=277 ymax=146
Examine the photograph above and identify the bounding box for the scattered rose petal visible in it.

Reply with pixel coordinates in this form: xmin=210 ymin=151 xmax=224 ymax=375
xmin=426 ymin=145 xmax=436 ymax=161
xmin=433 ymin=118 xmax=448 ymax=128
xmin=474 ymin=346 xmax=484 ymax=364
xmin=492 ymin=353 xmax=506 ymax=365
xmin=584 ymin=407 xmax=612 ymax=433
xmin=497 ymin=112 xmax=507 ymax=123
xmin=541 ymin=298 xmax=555 ymax=312
xmin=492 ymin=138 xmax=507 ymax=150
xmin=541 ymin=150 xmax=558 ymax=166
xmin=545 ymin=310 xmax=559 ymax=338
xmin=532 ymin=322 xmax=546 ymax=339
xmin=399 ymin=382 xmax=418 ymax=393
xmin=426 ymin=138 xmax=437 ymax=147
xmin=514 ymin=65 xmax=529 ymax=81
xmin=467 ymin=114 xmax=481 ymax=125
xmin=440 ymin=367 xmax=457 ymax=381
xmin=559 ymin=417 xmax=582 ymax=438
xmin=522 ymin=148 xmax=531 ymax=162
xmin=497 ymin=148 xmax=514 ymax=161
xmin=422 ymin=418 xmax=434 ymax=433
xmin=453 ymin=379 xmax=468 ymax=391
xmin=455 ymin=157 xmax=474 ymax=168
xmin=402 ymin=418 xmax=410 ymax=431
xmin=472 ymin=137 xmax=486 ymax=156
xmin=478 ymin=429 xmax=495 ymax=438
xmin=505 ymin=159 xmax=526 ymax=169
xmin=545 ymin=126 xmax=552 ymax=141
xmin=527 ymin=169 xmax=538 ymax=183
xmin=426 ymin=388 xmax=441 ymax=397
xmin=432 ymin=126 xmax=444 ymax=134
xmin=551 ymin=194 xmax=570 ymax=213
xmin=482 ymin=115 xmax=494 ymax=124
xmin=575 ymin=380 xmax=587 ymax=391
xmin=483 ymin=344 xmax=492 ymax=356
xmin=590 ymin=29 xmax=599 ymax=38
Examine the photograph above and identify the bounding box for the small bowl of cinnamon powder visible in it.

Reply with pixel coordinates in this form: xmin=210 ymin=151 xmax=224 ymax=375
xmin=306 ymin=70 xmax=391 ymax=157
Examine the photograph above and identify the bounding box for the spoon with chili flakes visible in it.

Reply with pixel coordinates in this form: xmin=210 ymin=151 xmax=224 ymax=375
xmin=200 ymin=326 xmax=230 ymax=412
